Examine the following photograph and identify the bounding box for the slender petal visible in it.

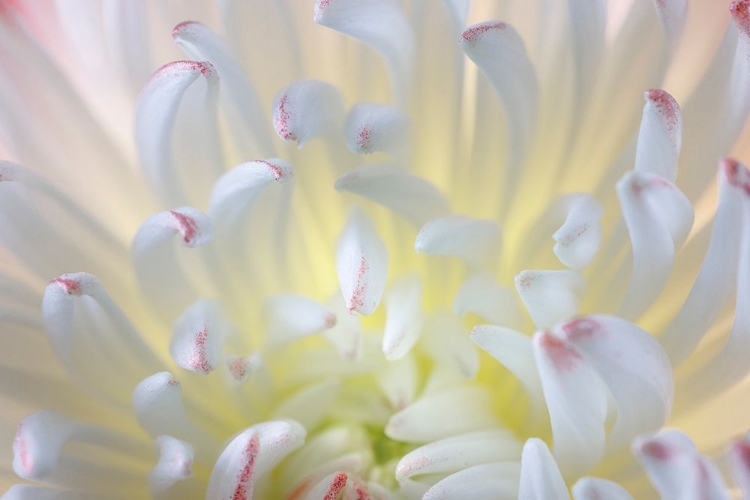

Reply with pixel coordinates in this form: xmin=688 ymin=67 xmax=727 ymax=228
xmin=206 ymin=421 xmax=306 ymax=500
xmin=460 ymin=21 xmax=537 ymax=169
xmin=336 ymin=209 xmax=388 ymax=315
xmin=518 ymin=438 xmax=570 ymax=500
xmin=135 ymin=61 xmax=218 ymax=206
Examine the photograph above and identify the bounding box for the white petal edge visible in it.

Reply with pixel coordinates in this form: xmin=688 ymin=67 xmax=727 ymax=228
xmin=385 ymin=386 xmax=496 ymax=443
xmin=344 ymin=103 xmax=409 ymax=155
xmin=632 ymin=430 xmax=731 ymax=500
xmin=555 ymin=315 xmax=673 ymax=451
xmin=172 ymin=21 xmax=274 ymax=155
xmin=170 ymin=299 xmax=228 ymax=375
xmin=552 ymin=194 xmax=603 ymax=270
xmin=518 ymin=438 xmax=571 ymax=500
xmin=272 ymin=79 xmax=343 ymax=147
xmin=616 ymin=171 xmax=693 ymax=320
xmin=453 ymin=273 xmax=524 ymax=329
xmin=335 ymin=164 xmax=450 ymax=227
xmin=336 ymin=209 xmax=388 ymax=315
xmin=265 ymin=294 xmax=337 ymax=346
xmin=422 ymin=462 xmax=521 ymax=500
xmin=470 ymin=325 xmax=545 ymax=422
xmin=396 ymin=429 xmax=521 ymax=481
xmin=209 ymin=159 xmax=293 ymax=228
xmin=660 ymin=160 xmax=747 ymax=364
xmin=634 ymin=89 xmax=682 ymax=182
xmin=149 ymin=435 xmax=193 ymax=498
xmin=314 ymin=0 xmax=413 ymax=103
xmin=572 ymin=477 xmax=634 ymax=500
xmin=300 ymin=471 xmax=349 ymax=500
xmin=206 ymin=420 xmax=306 ymax=500
xmin=135 ymin=60 xmax=218 ymax=206
xmin=460 ymin=21 xmax=537 ymax=169
xmin=515 ymin=270 xmax=585 ymax=329
xmin=415 ymin=215 xmax=502 ymax=269
xmin=532 ymin=331 xmax=608 ymax=478
xmin=382 ymin=277 xmax=423 ymax=360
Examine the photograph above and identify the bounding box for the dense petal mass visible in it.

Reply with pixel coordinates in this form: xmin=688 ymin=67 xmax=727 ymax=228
xmin=1 ymin=1 xmax=750 ymax=499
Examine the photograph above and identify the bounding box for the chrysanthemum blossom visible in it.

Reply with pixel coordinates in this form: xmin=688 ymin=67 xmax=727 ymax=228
xmin=0 ymin=0 xmax=749 ymax=499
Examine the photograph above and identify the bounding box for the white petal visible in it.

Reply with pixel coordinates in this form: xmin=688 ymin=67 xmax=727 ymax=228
xmin=616 ymin=171 xmax=693 ymax=320
xmin=566 ymin=0 xmax=606 ymax=108
xmin=460 ymin=21 xmax=537 ymax=168
xmin=386 ymin=386 xmax=496 ymax=443
xmin=555 ymin=316 xmax=673 ymax=451
xmin=515 ymin=270 xmax=585 ymax=329
xmin=131 ymin=207 xmax=214 ymax=320
xmin=423 ymin=462 xmax=520 ymax=500
xmin=532 ymin=331 xmax=608 ymax=478
xmin=0 ymin=485 xmax=87 ymax=500
xmin=552 ymin=195 xmax=603 ymax=270
xmin=336 ymin=209 xmax=388 ymax=315
xmin=440 ymin=0 xmax=470 ymax=34
xmin=133 ymin=207 xmax=214 ymax=250
xmin=396 ymin=429 xmax=521 ymax=481
xmin=170 ymin=300 xmax=228 ymax=375
xmin=132 ymin=372 xmax=194 ymax=441
xmin=322 ymin=293 xmax=363 ymax=360
xmin=206 ymin=421 xmax=306 ymax=500
xmin=265 ymin=294 xmax=336 ymax=346
xmin=660 ymin=160 xmax=747 ymax=364
xmin=272 ymin=79 xmax=343 ymax=147
xmin=225 ymin=353 xmax=263 ymax=383
xmin=453 ymin=273 xmax=524 ymax=329
xmin=280 ymin=427 xmax=368 ymax=489
xmin=382 ymin=277 xmax=423 ymax=360
xmin=135 ymin=60 xmax=218 ymax=206
xmin=377 ymin=355 xmax=418 ymax=410
xmin=13 ymin=411 xmax=75 ymax=481
xmin=271 ymin=379 xmax=340 ymax=431
xmin=209 ymin=159 xmax=294 ymax=228
xmin=42 ymin=273 xmax=161 ymax=393
xmin=300 ymin=471 xmax=349 ymax=500
xmin=12 ymin=410 xmax=146 ymax=489
xmin=415 ymin=215 xmax=502 ymax=268
xmin=470 ymin=325 xmax=545 ymax=422
xmin=344 ymin=103 xmax=408 ymax=155
xmin=634 ymin=89 xmax=681 ymax=182
xmin=654 ymin=0 xmax=688 ymax=51
xmin=572 ymin=477 xmax=634 ymax=500
xmin=102 ymin=0 xmax=151 ymax=92
xmin=42 ymin=273 xmax=100 ymax=361
xmin=421 ymin=315 xmax=479 ymax=379
xmin=678 ymin=3 xmax=750 ymax=200
xmin=314 ymin=0 xmax=413 ymax=103
xmin=335 ymin=164 xmax=450 ymax=227
xmin=728 ymin=434 xmax=750 ymax=497
xmin=149 ymin=435 xmax=193 ymax=498
xmin=172 ymin=21 xmax=274 ymax=156
xmin=518 ymin=438 xmax=570 ymax=500
xmin=633 ymin=430 xmax=731 ymax=500
xmin=675 ymin=168 xmax=750 ymax=403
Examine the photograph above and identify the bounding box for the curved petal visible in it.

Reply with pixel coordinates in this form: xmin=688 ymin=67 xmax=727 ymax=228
xmin=272 ymin=79 xmax=343 ymax=147
xmin=344 ymin=103 xmax=408 ymax=155
xmin=206 ymin=420 xmax=306 ymax=500
xmin=518 ymin=438 xmax=570 ymax=500
xmin=135 ymin=60 xmax=218 ymax=206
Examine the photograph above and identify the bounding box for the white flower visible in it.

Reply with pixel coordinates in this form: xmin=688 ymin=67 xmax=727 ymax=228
xmin=0 ymin=1 xmax=749 ymax=499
